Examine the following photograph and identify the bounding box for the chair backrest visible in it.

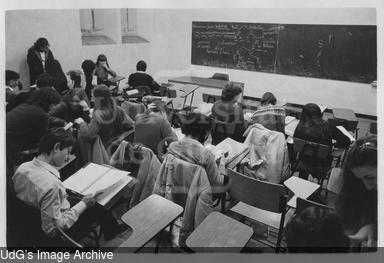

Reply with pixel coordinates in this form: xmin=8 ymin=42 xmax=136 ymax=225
xmin=8 ymin=197 xmax=49 ymax=248
xmin=211 ymin=118 xmax=236 ymax=135
xmin=211 ymin=73 xmax=229 ymax=81
xmin=227 ymin=169 xmax=287 ymax=213
xmin=296 ymin=197 xmax=334 ymax=214
xmin=293 ymin=138 xmax=330 ymax=160
xmin=202 ymin=93 xmax=221 ymax=103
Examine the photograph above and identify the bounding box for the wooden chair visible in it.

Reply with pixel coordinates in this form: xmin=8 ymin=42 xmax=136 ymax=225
xmin=8 ymin=197 xmax=94 ymax=249
xmin=291 ymin=138 xmax=332 ymax=192
xmin=211 ymin=73 xmax=229 ymax=81
xmin=226 ymin=169 xmax=294 ymax=252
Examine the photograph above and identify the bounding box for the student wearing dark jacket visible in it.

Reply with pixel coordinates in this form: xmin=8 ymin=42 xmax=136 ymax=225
xmin=293 ymin=103 xmax=333 ymax=180
xmin=128 ymin=60 xmax=160 ymax=94
xmin=49 ymin=88 xmax=91 ymax=124
xmin=27 ymin=38 xmax=54 ymax=85
xmin=211 ymin=82 xmax=245 ymax=144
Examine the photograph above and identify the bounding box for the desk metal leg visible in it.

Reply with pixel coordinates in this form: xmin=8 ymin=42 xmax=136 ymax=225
xmin=182 ymin=96 xmax=187 ymax=110
xmin=190 ymin=90 xmax=195 ymax=109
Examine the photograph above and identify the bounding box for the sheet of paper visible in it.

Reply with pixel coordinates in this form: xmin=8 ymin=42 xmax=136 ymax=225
xmin=63 ymin=163 xmax=110 ymax=194
xmin=213 ymin=138 xmax=248 ymax=165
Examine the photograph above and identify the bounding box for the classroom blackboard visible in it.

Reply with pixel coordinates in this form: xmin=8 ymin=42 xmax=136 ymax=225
xmin=191 ymin=21 xmax=377 ymax=83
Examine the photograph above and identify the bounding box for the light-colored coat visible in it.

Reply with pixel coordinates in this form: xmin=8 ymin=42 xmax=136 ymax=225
xmin=153 ymin=154 xmax=214 ymax=247
xmin=243 ymin=123 xmax=291 ymax=184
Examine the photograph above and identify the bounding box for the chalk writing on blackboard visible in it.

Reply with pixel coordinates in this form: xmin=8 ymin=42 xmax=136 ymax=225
xmin=191 ymin=21 xmax=376 ymax=83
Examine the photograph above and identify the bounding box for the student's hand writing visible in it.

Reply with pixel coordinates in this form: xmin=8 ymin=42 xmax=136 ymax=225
xmin=82 ymin=194 xmax=97 ymax=208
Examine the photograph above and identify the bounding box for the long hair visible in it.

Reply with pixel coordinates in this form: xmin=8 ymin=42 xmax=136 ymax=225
xmin=96 ymin=54 xmax=110 ymax=68
xmin=92 ymin=84 xmax=117 ymax=124
xmin=62 ymin=88 xmax=90 ymax=107
xmin=336 ymin=135 xmax=377 ymax=232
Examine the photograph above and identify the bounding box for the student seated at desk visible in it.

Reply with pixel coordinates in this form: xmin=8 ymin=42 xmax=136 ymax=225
xmin=94 ymin=54 xmax=117 ymax=87
xmin=293 ymin=103 xmax=333 ymax=180
xmin=166 ymin=112 xmax=224 ymax=191
xmin=12 ymin=128 xmax=127 ymax=242
xmin=128 ymin=60 xmax=160 ymax=94
xmin=285 ymin=207 xmax=350 ymax=252
xmin=133 ymin=101 xmax=177 ymax=157
xmin=6 ymin=73 xmax=54 ymax=113
xmin=77 ymin=85 xmax=134 ymax=164
xmin=211 ymin=82 xmax=245 ymax=145
xmin=336 ymin=136 xmax=377 ymax=249
xmin=50 ymin=88 xmax=91 ymax=124
xmin=249 ymin=92 xmax=285 ymax=133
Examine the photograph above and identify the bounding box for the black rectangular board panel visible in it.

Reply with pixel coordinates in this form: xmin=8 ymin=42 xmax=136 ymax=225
xmin=191 ymin=21 xmax=376 ymax=83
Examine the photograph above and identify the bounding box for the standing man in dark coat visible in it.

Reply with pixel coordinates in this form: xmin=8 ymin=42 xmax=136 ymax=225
xmin=27 ymin=37 xmax=54 ymax=85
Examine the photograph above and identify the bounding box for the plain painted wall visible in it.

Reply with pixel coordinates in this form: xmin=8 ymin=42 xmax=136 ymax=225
xmin=5 ymin=8 xmax=377 ymax=115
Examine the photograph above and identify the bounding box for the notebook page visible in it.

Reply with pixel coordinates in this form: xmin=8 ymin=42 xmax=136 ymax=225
xmin=63 ymin=163 xmax=110 ymax=194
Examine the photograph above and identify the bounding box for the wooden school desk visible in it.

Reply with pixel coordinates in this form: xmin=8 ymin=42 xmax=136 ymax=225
xmin=186 ymin=211 xmax=253 ymax=252
xmin=284 ymin=176 xmax=320 ymax=209
xmin=118 ymin=194 xmax=183 ymax=252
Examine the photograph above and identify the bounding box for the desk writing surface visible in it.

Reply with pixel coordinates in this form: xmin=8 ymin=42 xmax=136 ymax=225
xmin=332 ymin=108 xmax=357 ymax=122
xmin=119 ymin=194 xmax=183 ymax=250
xmin=179 ymin=84 xmax=200 ymax=97
xmin=186 ymin=211 xmax=253 ymax=252
xmin=169 ymin=76 xmax=230 ymax=89
xmin=109 ymin=76 xmax=125 ymax=83
xmin=284 ymin=176 xmax=320 ymax=208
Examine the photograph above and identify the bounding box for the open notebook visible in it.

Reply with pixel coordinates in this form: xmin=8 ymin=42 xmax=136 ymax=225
xmin=284 ymin=176 xmax=320 ymax=208
xmin=206 ymin=137 xmax=249 ymax=165
xmin=63 ymin=163 xmax=132 ymax=206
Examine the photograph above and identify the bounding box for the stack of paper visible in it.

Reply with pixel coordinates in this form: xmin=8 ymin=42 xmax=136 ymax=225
xmin=63 ymin=163 xmax=132 ymax=206
xmin=206 ymin=137 xmax=248 ymax=165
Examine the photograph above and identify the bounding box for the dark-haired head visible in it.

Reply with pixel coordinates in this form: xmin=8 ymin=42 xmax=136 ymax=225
xmin=6 ymin=70 xmax=20 ymax=88
xmin=38 ymin=128 xmax=75 ymax=167
xmin=285 ymin=207 xmax=350 ymax=253
xmin=136 ymin=60 xmax=147 ymax=72
xmin=36 ymin=73 xmax=54 ymax=88
xmin=261 ymin=92 xmax=277 ymax=106
xmin=221 ymin=82 xmax=242 ymax=102
xmin=34 ymin=37 xmax=50 ymax=52
xmin=29 ymin=87 xmax=61 ymax=112
xmin=300 ymin=103 xmax=322 ymax=122
xmin=181 ymin=112 xmax=212 ymax=144
xmin=96 ymin=54 xmax=108 ymax=66
xmin=81 ymin=59 xmax=96 ymax=75
xmin=336 ymin=135 xmax=377 ymax=232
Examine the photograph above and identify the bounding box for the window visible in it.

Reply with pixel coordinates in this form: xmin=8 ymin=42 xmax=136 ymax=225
xmin=120 ymin=9 xmax=149 ymax=44
xmin=79 ymin=9 xmax=116 ymax=45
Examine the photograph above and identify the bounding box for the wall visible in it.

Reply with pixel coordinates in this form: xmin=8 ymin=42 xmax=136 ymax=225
xmin=5 ymin=8 xmax=377 ymax=115
xmin=5 ymin=9 xmax=153 ymax=89
xmin=149 ymin=8 xmax=377 ymax=116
